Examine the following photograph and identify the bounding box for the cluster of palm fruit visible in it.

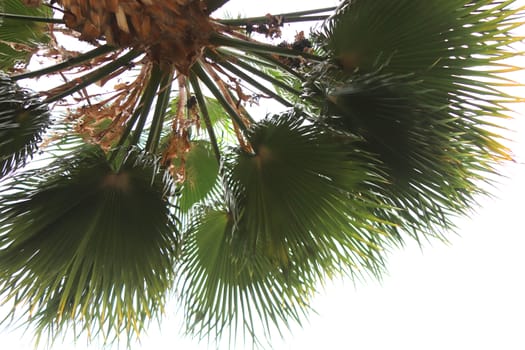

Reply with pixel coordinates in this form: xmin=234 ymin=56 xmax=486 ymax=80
xmin=0 ymin=0 xmax=522 ymax=346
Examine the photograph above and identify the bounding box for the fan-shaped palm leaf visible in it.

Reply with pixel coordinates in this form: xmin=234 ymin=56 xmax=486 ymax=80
xmin=179 ymin=207 xmax=315 ymax=344
xmin=0 ymin=0 xmax=52 ymax=70
xmin=0 ymin=72 xmax=50 ymax=177
xmin=306 ymin=0 xmax=521 ymax=237
xmin=0 ymin=146 xmax=178 ymax=343
xmin=224 ymin=112 xmax=391 ymax=269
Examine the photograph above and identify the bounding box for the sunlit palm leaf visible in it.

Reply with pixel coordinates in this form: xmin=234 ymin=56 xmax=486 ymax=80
xmin=0 ymin=72 xmax=50 ymax=177
xmin=0 ymin=146 xmax=178 ymax=344
xmin=177 ymin=140 xmax=220 ymax=213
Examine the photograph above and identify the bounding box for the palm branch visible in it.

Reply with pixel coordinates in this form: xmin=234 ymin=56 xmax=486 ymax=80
xmin=0 ymin=72 xmax=50 ymax=176
xmin=0 ymin=0 xmax=522 ymax=346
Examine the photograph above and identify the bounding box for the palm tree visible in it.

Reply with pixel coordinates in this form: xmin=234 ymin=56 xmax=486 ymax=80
xmin=0 ymin=0 xmax=522 ymax=347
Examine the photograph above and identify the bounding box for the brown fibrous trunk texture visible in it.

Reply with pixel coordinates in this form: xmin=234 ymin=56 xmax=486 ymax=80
xmin=58 ymin=0 xmax=215 ymax=74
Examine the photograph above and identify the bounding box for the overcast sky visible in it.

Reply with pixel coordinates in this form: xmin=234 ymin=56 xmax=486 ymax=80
xmin=2 ymin=1 xmax=525 ymax=349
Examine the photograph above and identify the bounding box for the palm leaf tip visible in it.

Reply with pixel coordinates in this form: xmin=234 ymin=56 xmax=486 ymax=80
xmin=0 ymin=146 xmax=179 ymax=343
xmin=0 ymin=72 xmax=50 ymax=177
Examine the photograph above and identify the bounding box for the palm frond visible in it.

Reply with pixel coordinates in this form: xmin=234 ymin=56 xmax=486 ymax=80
xmin=178 ymin=207 xmax=313 ymax=344
xmin=0 ymin=0 xmax=52 ymax=71
xmin=0 ymin=146 xmax=179 ymax=344
xmin=305 ymin=0 xmax=523 ymax=238
xmin=224 ymin=111 xmax=394 ymax=272
xmin=176 ymin=140 xmax=220 ymax=213
xmin=0 ymin=72 xmax=50 ymax=177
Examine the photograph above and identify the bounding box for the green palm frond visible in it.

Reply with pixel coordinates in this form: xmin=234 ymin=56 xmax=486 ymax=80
xmin=179 ymin=207 xmax=313 ymax=344
xmin=223 ymin=112 xmax=392 ymax=270
xmin=167 ymin=95 xmax=234 ymax=139
xmin=176 ymin=140 xmax=220 ymax=213
xmin=0 ymin=72 xmax=50 ymax=177
xmin=320 ymin=0 xmax=522 ymax=76
xmin=324 ymin=71 xmax=484 ymax=237
xmin=0 ymin=0 xmax=52 ymax=70
xmin=305 ymin=0 xmax=522 ymax=238
xmin=0 ymin=146 xmax=178 ymax=344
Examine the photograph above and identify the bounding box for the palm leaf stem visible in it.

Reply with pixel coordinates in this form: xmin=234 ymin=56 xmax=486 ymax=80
xmin=207 ymin=63 xmax=256 ymax=125
xmin=191 ymin=62 xmax=249 ymax=135
xmin=206 ymin=51 xmax=293 ymax=107
xmin=12 ymin=45 xmax=117 ymax=81
xmin=265 ymin=5 xmax=337 ymax=17
xmin=224 ymin=54 xmax=304 ymax=99
xmin=44 ymin=49 xmax=142 ymax=103
xmin=145 ymin=68 xmax=174 ymax=153
xmin=108 ymin=107 xmax=142 ymax=163
xmin=217 ymin=6 xmax=337 ymax=25
xmin=216 ymin=47 xmax=306 ymax=85
xmin=219 ymin=15 xmax=329 ymax=26
xmin=217 ymin=49 xmax=280 ymax=70
xmin=0 ymin=12 xmax=64 ymax=24
xmin=214 ymin=32 xmax=312 ymax=79
xmin=189 ymin=74 xmax=221 ymax=164
xmin=129 ymin=64 xmax=163 ymax=147
xmin=225 ymin=88 xmax=256 ymax=124
xmin=108 ymin=66 xmax=160 ymax=163
xmin=209 ymin=33 xmax=324 ymax=61
xmin=248 ymin=52 xmax=306 ymax=80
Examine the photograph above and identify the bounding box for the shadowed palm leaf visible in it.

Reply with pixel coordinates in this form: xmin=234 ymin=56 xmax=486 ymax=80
xmin=0 ymin=72 xmax=50 ymax=177
xmin=306 ymin=0 xmax=521 ymax=238
xmin=223 ymin=112 xmax=391 ymax=272
xmin=0 ymin=146 xmax=178 ymax=343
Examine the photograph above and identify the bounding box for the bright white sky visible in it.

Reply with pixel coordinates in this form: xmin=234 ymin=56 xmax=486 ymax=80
xmin=2 ymin=1 xmax=525 ymax=349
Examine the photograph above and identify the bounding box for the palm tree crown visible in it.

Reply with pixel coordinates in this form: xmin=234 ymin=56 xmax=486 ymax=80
xmin=0 ymin=0 xmax=523 ymax=347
